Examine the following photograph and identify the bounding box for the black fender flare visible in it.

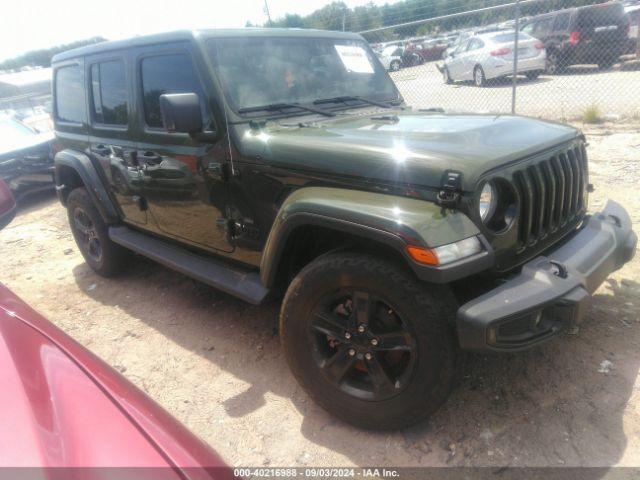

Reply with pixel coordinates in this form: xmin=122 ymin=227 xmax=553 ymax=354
xmin=259 ymin=187 xmax=490 ymax=287
xmin=54 ymin=149 xmax=120 ymax=224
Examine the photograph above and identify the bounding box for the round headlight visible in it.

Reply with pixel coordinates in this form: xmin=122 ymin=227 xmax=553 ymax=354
xmin=479 ymin=182 xmax=498 ymax=222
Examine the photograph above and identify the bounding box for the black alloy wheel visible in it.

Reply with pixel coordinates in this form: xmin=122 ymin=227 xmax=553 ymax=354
xmin=309 ymin=289 xmax=417 ymax=401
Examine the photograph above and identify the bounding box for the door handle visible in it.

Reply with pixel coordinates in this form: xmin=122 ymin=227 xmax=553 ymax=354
xmin=91 ymin=145 xmax=110 ymax=156
xmin=138 ymin=151 xmax=162 ymax=164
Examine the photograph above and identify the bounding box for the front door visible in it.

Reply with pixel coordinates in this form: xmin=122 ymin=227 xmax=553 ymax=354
xmin=132 ymin=44 xmax=233 ymax=253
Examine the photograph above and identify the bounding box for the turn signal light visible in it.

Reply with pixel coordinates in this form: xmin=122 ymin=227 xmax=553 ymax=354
xmin=406 ymin=245 xmax=439 ymax=266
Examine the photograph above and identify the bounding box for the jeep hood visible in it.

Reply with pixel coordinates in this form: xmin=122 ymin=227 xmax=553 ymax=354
xmin=238 ymin=112 xmax=580 ymax=192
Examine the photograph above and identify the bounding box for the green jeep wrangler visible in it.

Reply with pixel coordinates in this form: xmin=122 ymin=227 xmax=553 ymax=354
xmin=52 ymin=29 xmax=636 ymax=429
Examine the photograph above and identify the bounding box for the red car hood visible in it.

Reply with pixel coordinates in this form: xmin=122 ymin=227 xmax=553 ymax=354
xmin=0 ymin=283 xmax=229 ymax=477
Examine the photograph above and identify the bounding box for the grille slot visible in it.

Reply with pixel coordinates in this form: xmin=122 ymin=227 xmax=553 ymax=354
xmin=512 ymin=143 xmax=588 ymax=250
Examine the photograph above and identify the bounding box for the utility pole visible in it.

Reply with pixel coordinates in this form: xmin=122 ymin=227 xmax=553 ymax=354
xmin=264 ymin=0 xmax=273 ymax=26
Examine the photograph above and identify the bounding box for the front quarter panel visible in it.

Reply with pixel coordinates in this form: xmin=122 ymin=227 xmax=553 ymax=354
xmin=260 ymin=187 xmax=485 ymax=286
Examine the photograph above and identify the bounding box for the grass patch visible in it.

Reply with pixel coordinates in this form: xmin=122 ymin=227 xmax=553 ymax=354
xmin=583 ymin=104 xmax=602 ymax=124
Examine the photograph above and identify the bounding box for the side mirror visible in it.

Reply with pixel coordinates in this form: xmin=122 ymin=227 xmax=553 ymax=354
xmin=0 ymin=179 xmax=16 ymax=231
xmin=159 ymin=93 xmax=203 ymax=134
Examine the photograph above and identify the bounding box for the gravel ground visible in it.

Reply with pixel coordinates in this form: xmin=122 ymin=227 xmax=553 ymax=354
xmin=392 ymin=59 xmax=640 ymax=120
xmin=1 ymin=121 xmax=639 ymax=469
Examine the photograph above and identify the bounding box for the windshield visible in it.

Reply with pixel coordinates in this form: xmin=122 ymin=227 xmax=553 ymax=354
xmin=207 ymin=36 xmax=399 ymax=114
xmin=0 ymin=117 xmax=36 ymax=143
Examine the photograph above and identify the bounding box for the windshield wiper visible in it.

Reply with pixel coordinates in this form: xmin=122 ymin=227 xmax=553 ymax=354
xmin=238 ymin=102 xmax=335 ymax=117
xmin=313 ymin=95 xmax=393 ymax=109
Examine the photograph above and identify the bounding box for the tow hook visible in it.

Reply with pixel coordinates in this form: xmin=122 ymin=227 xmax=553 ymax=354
xmin=549 ymin=261 xmax=568 ymax=279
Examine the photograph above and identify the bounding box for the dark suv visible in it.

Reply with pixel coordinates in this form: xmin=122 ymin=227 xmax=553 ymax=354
xmin=52 ymin=29 xmax=636 ymax=430
xmin=521 ymin=2 xmax=630 ymax=73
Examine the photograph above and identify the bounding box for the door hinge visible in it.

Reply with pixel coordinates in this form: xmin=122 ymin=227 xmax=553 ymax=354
xmin=436 ymin=171 xmax=462 ymax=208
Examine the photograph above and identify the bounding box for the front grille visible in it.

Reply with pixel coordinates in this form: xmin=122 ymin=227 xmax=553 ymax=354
xmin=512 ymin=142 xmax=588 ymax=250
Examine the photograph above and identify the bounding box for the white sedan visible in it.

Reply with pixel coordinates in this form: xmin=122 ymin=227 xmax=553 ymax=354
xmin=442 ymin=31 xmax=546 ymax=87
xmin=377 ymin=45 xmax=404 ymax=72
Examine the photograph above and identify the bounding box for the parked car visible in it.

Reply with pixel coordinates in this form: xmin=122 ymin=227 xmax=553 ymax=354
xmin=52 ymin=28 xmax=636 ymax=430
xmin=0 ymin=114 xmax=57 ymax=199
xmin=625 ymin=4 xmax=640 ymax=53
xmin=0 ymin=179 xmax=231 ymax=475
xmin=520 ymin=1 xmax=631 ymax=73
xmin=377 ymin=44 xmax=404 ymax=71
xmin=443 ymin=31 xmax=546 ymax=86
xmin=410 ymin=39 xmax=448 ymax=62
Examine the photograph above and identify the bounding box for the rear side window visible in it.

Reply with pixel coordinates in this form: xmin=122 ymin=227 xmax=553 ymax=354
xmin=553 ymin=12 xmax=571 ymax=31
xmin=534 ymin=17 xmax=554 ymax=35
xmin=90 ymin=60 xmax=128 ymax=126
xmin=141 ymin=53 xmax=208 ymax=129
xmin=577 ymin=4 xmax=625 ymax=28
xmin=55 ymin=65 xmax=85 ymax=124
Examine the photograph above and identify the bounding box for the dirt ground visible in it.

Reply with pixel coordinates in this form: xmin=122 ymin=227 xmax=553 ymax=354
xmin=1 ymin=121 xmax=640 ymax=469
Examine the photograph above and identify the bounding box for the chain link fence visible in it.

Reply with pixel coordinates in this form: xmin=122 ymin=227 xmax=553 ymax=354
xmin=361 ymin=0 xmax=640 ymax=122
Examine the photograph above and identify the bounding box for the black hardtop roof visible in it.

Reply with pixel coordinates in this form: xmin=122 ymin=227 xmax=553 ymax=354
xmin=526 ymin=1 xmax=625 ymax=20
xmin=51 ymin=28 xmax=364 ymax=63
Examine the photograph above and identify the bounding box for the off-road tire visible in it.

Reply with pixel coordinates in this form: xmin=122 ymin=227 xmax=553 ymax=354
xmin=67 ymin=187 xmax=130 ymax=277
xmin=280 ymin=252 xmax=458 ymax=430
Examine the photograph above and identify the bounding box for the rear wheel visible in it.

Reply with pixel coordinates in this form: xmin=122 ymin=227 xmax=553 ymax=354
xmin=280 ymin=252 xmax=458 ymax=430
xmin=474 ymin=65 xmax=486 ymax=87
xmin=67 ymin=187 xmax=130 ymax=276
xmin=525 ymin=70 xmax=541 ymax=80
xmin=546 ymin=51 xmax=563 ymax=75
xmin=443 ymin=66 xmax=453 ymax=84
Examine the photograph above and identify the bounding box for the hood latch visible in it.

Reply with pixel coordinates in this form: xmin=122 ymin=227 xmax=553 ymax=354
xmin=437 ymin=171 xmax=462 ymax=208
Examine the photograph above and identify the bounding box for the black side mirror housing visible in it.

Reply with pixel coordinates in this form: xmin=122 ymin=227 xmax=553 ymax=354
xmin=159 ymin=93 xmax=203 ymax=134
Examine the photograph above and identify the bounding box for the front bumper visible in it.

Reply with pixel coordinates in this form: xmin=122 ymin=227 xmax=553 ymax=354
xmin=457 ymin=200 xmax=637 ymax=352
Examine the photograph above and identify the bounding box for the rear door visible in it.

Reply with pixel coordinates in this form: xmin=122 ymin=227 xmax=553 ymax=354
xmin=131 ymin=43 xmax=233 ymax=253
xmin=85 ymin=52 xmax=147 ymax=226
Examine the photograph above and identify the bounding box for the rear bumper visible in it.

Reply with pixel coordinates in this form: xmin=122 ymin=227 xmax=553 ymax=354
xmin=457 ymin=200 xmax=637 ymax=352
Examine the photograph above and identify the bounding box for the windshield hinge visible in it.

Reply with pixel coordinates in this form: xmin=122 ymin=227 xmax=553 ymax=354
xmin=436 ymin=171 xmax=462 ymax=208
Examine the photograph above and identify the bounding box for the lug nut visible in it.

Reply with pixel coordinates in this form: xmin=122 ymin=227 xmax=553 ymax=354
xmin=357 ymin=324 xmax=366 ymax=333
xmin=348 ymin=348 xmax=356 ymax=357
xmin=364 ymin=352 xmax=373 ymax=361
xmin=344 ymin=332 xmax=351 ymax=340
xmin=371 ymin=338 xmax=379 ymax=347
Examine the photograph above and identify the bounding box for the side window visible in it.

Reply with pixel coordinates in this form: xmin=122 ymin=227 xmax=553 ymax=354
xmin=467 ymin=39 xmax=484 ymax=51
xmin=140 ymin=53 xmax=211 ymax=130
xmin=553 ymin=12 xmax=571 ymax=31
xmin=521 ymin=23 xmax=535 ymax=35
xmin=90 ymin=60 xmax=128 ymax=126
xmin=55 ymin=65 xmax=86 ymax=124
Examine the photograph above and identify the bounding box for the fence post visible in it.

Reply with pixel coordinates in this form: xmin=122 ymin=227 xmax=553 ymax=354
xmin=511 ymin=0 xmax=521 ymax=114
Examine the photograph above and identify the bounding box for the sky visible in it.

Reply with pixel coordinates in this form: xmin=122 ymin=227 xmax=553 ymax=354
xmin=1 ymin=0 xmax=398 ymax=62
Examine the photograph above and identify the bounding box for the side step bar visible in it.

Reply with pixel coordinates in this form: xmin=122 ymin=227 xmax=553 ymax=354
xmin=109 ymin=226 xmax=269 ymax=305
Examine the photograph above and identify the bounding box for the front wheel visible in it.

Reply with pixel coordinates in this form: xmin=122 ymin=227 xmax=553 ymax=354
xmin=389 ymin=60 xmax=401 ymax=72
xmin=280 ymin=252 xmax=458 ymax=430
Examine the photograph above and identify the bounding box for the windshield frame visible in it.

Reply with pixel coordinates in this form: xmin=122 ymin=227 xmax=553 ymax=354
xmin=205 ymin=34 xmax=403 ymax=120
